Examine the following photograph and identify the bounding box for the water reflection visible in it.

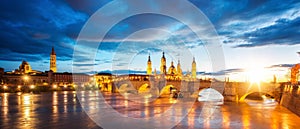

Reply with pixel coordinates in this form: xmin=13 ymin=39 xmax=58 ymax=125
xmin=0 ymin=91 xmax=300 ymax=129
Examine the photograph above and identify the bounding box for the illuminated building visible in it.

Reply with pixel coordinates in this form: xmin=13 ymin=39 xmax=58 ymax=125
xmin=168 ymin=61 xmax=177 ymax=75
xmin=147 ymin=52 xmax=197 ymax=80
xmin=146 ymin=54 xmax=152 ymax=75
xmin=177 ymin=60 xmax=182 ymax=77
xmin=1 ymin=47 xmax=91 ymax=88
xmin=19 ymin=60 xmax=32 ymax=74
xmin=192 ymin=57 xmax=197 ymax=78
xmin=50 ymin=47 xmax=57 ymax=72
xmin=160 ymin=52 xmax=167 ymax=74
xmin=48 ymin=72 xmax=90 ymax=86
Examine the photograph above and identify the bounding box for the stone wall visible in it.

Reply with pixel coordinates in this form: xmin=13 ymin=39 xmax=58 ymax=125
xmin=280 ymin=84 xmax=300 ymax=116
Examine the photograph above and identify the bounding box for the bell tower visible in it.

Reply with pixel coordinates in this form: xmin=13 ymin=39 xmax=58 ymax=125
xmin=50 ymin=47 xmax=57 ymax=72
xmin=160 ymin=52 xmax=167 ymax=74
xmin=177 ymin=60 xmax=182 ymax=77
xmin=146 ymin=54 xmax=152 ymax=75
xmin=191 ymin=57 xmax=196 ymax=78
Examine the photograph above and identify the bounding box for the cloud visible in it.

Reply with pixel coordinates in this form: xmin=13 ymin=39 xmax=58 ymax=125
xmin=1 ymin=0 xmax=300 ymax=72
xmin=216 ymin=1 xmax=300 ymax=47
xmin=203 ymin=68 xmax=245 ymax=76
xmin=99 ymin=69 xmax=146 ymax=74
xmin=0 ymin=0 xmax=88 ymax=63
xmin=235 ymin=17 xmax=300 ymax=47
xmin=266 ymin=64 xmax=295 ymax=69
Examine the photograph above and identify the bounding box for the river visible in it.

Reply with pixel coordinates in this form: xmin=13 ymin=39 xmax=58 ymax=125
xmin=0 ymin=91 xmax=299 ymax=129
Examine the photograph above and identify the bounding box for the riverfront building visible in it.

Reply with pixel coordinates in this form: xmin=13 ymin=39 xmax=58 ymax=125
xmin=0 ymin=47 xmax=198 ymax=90
xmin=0 ymin=47 xmax=91 ymax=88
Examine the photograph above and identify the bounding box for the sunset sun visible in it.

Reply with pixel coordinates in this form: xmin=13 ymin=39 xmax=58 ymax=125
xmin=246 ymin=68 xmax=266 ymax=84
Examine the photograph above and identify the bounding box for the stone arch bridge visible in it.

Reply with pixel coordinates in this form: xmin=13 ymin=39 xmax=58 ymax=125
xmin=98 ymin=75 xmax=281 ymax=102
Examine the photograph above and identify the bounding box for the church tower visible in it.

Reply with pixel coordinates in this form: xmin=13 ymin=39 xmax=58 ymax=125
xmin=168 ymin=61 xmax=177 ymax=75
xmin=191 ymin=57 xmax=196 ymax=78
xmin=177 ymin=60 xmax=182 ymax=77
xmin=50 ymin=47 xmax=57 ymax=72
xmin=146 ymin=54 xmax=152 ymax=75
xmin=160 ymin=52 xmax=167 ymax=74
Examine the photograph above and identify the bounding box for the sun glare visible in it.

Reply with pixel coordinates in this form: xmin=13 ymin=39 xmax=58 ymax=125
xmin=246 ymin=68 xmax=266 ymax=84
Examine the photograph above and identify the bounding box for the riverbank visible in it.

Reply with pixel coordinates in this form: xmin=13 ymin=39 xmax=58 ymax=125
xmin=0 ymin=85 xmax=99 ymax=93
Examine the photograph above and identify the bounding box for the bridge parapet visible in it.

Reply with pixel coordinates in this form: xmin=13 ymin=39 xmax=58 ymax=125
xmin=281 ymin=84 xmax=300 ymax=116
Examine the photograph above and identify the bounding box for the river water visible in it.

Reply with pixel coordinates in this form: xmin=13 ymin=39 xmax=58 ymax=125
xmin=0 ymin=91 xmax=299 ymax=129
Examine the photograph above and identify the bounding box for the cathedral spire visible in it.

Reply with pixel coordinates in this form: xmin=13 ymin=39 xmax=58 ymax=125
xmin=177 ymin=59 xmax=182 ymax=77
xmin=51 ymin=46 xmax=56 ymax=55
xmin=191 ymin=57 xmax=196 ymax=78
xmin=146 ymin=53 xmax=152 ymax=75
xmin=160 ymin=51 xmax=167 ymax=74
xmin=148 ymin=53 xmax=151 ymax=62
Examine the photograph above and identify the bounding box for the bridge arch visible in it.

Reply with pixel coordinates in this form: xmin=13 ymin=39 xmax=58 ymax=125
xmin=118 ymin=83 xmax=137 ymax=94
xmin=198 ymin=88 xmax=224 ymax=101
xmin=239 ymin=91 xmax=274 ymax=102
xmin=160 ymin=85 xmax=176 ymax=96
xmin=138 ymin=83 xmax=150 ymax=94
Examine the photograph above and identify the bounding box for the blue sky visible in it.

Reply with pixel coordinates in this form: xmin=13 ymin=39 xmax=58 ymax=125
xmin=0 ymin=0 xmax=299 ymax=82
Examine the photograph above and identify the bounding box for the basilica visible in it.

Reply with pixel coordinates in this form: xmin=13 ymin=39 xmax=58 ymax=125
xmin=146 ymin=52 xmax=197 ymax=78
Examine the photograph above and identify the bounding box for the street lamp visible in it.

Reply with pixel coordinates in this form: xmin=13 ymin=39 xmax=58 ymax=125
xmin=23 ymin=75 xmax=29 ymax=86
xmin=30 ymin=85 xmax=35 ymax=89
xmin=23 ymin=75 xmax=29 ymax=81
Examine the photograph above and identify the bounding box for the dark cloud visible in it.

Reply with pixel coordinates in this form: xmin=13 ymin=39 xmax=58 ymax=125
xmin=1 ymin=0 xmax=300 ymax=72
xmin=266 ymin=64 xmax=295 ymax=69
xmin=72 ymin=63 xmax=97 ymax=67
xmin=236 ymin=17 xmax=300 ymax=47
xmin=99 ymin=70 xmax=146 ymax=74
xmin=204 ymin=68 xmax=245 ymax=76
xmin=0 ymin=0 xmax=88 ymax=63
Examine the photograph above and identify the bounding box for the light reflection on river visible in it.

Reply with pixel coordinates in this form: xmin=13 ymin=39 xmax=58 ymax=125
xmin=0 ymin=91 xmax=300 ymax=129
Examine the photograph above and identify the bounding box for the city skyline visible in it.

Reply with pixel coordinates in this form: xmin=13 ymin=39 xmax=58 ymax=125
xmin=1 ymin=0 xmax=300 ymax=82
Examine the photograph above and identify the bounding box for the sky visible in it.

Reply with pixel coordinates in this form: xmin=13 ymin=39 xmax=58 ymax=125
xmin=0 ymin=0 xmax=300 ymax=82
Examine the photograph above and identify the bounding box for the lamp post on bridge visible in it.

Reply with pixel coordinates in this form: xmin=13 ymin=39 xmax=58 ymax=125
xmin=23 ymin=75 xmax=30 ymax=92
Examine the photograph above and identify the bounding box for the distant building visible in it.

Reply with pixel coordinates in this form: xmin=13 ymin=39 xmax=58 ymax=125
xmin=48 ymin=71 xmax=90 ymax=86
xmin=177 ymin=60 xmax=182 ymax=77
xmin=0 ymin=67 xmax=4 ymax=75
xmin=168 ymin=61 xmax=177 ymax=75
xmin=160 ymin=52 xmax=167 ymax=74
xmin=1 ymin=47 xmax=91 ymax=87
xmin=50 ymin=47 xmax=57 ymax=72
xmin=7 ymin=60 xmax=42 ymax=75
xmin=0 ymin=67 xmax=4 ymax=85
xmin=2 ymin=73 xmax=48 ymax=86
xmin=192 ymin=57 xmax=197 ymax=78
xmin=146 ymin=54 xmax=152 ymax=75
xmin=153 ymin=52 xmax=197 ymax=79
xmin=19 ymin=60 xmax=32 ymax=74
